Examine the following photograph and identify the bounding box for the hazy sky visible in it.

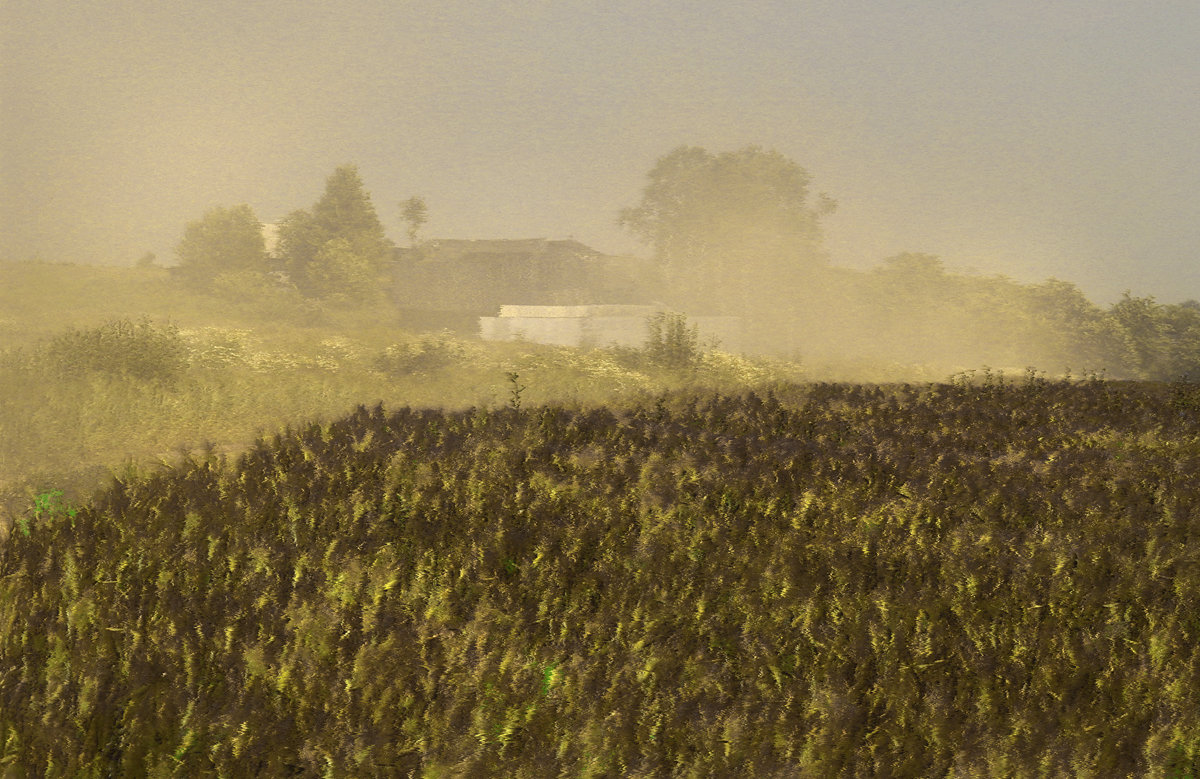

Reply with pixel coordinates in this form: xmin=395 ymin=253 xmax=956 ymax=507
xmin=3 ymin=0 xmax=1198 ymax=304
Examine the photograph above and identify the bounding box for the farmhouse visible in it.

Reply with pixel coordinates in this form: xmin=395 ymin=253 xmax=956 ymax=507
xmin=388 ymin=238 xmax=750 ymax=350
xmin=392 ymin=238 xmax=662 ymax=314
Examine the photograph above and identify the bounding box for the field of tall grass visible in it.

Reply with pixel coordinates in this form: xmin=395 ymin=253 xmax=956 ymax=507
xmin=0 ymin=261 xmax=805 ymax=536
xmin=9 ymin=261 xmax=1199 ymax=775
xmin=4 ymin=376 xmax=1200 ymax=775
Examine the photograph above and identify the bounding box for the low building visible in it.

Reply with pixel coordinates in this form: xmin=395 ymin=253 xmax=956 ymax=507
xmin=392 ymin=238 xmax=663 ymax=315
xmin=480 ymin=304 xmax=743 ymax=352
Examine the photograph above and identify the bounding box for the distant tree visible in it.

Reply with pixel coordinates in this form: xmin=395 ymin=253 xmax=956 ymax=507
xmin=305 ymin=238 xmax=379 ymax=304
xmin=312 ymin=165 xmax=392 ymax=257
xmin=174 ymin=204 xmax=267 ymax=288
xmin=872 ymin=253 xmax=951 ymax=310
xmin=1157 ymin=303 xmax=1200 ymax=379
xmin=276 ymin=164 xmax=394 ymax=300
xmin=275 ymin=209 xmax=324 ymax=289
xmin=859 ymin=253 xmax=960 ymax=361
xmin=877 ymin=252 xmax=945 ymax=279
xmin=400 ymin=196 xmax=428 ymax=248
xmin=1022 ymin=278 xmax=1125 ymax=372
xmin=136 ymin=251 xmax=157 ymax=269
xmin=1108 ymin=293 xmax=1200 ymax=380
xmin=619 ymin=145 xmax=836 ymax=316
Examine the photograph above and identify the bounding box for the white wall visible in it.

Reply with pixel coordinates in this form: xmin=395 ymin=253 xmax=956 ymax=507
xmin=480 ymin=307 xmax=743 ymax=352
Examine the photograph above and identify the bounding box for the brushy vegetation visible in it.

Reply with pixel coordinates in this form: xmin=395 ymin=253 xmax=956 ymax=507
xmin=4 ymin=378 xmax=1200 ymax=776
xmin=0 ymin=262 xmax=804 ymax=538
xmin=43 ymin=317 xmax=190 ymax=384
xmin=643 ymin=310 xmax=702 ymax=369
xmin=372 ymin=331 xmax=476 ymax=377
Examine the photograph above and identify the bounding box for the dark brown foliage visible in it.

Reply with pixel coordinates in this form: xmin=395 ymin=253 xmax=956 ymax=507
xmin=3 ymin=382 xmax=1200 ymax=776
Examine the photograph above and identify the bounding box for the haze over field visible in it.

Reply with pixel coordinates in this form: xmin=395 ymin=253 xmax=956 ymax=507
xmin=2 ymin=1 xmax=1199 ymax=305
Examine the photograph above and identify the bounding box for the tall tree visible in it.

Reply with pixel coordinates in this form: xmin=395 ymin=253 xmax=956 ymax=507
xmin=1107 ymin=294 xmax=1200 ymax=380
xmin=174 ymin=204 xmax=267 ymax=288
xmin=619 ymin=145 xmax=835 ymax=316
xmin=277 ymin=165 xmax=394 ymax=299
xmin=400 ymin=196 xmax=428 ymax=248
xmin=305 ymin=238 xmax=378 ymax=303
xmin=275 ymin=209 xmax=323 ymax=290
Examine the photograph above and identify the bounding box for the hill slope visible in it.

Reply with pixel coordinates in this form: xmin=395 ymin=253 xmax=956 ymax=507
xmin=3 ymin=381 xmax=1200 ymax=775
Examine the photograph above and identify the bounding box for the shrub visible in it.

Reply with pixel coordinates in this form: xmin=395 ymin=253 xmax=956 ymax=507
xmin=16 ymin=489 xmax=78 ymax=537
xmin=644 ymin=311 xmax=700 ymax=369
xmin=45 ymin=318 xmax=188 ymax=383
xmin=374 ymin=331 xmax=471 ymax=375
xmin=698 ymin=350 xmax=771 ymax=384
xmin=174 ymin=204 xmax=268 ymax=289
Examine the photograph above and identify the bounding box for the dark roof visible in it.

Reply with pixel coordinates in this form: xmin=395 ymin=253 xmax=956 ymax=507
xmin=414 ymin=238 xmax=602 ymax=263
xmin=391 ymin=237 xmax=663 ymax=312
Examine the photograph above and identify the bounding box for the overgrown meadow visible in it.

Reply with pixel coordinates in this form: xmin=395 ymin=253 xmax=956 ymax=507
xmin=4 ymin=262 xmax=1200 ymax=776
xmin=0 ymin=262 xmax=800 ymax=534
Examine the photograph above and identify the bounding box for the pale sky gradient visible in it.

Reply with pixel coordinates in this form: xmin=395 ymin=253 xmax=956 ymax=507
xmin=3 ymin=0 xmax=1198 ymax=305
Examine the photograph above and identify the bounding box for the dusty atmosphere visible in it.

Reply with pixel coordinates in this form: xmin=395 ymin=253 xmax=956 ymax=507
xmin=3 ymin=1 xmax=1199 ymax=305
xmin=5 ymin=6 xmax=1200 ymax=775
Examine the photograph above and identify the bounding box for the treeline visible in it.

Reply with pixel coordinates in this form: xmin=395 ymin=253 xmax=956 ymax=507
xmin=165 ymin=146 xmax=1200 ymax=378
xmin=620 ymin=145 xmax=1200 ymax=379
xmin=171 ymin=165 xmax=396 ymax=303
xmin=784 ymin=256 xmax=1200 ymax=380
xmin=4 ymin=382 xmax=1200 ymax=774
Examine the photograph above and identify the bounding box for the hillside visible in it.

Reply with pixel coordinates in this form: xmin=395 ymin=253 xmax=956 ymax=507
xmin=0 ymin=261 xmax=804 ymax=537
xmin=3 ymin=381 xmax=1200 ymax=775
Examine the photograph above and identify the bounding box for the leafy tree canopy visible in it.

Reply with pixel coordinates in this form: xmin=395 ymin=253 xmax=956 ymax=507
xmin=311 ymin=165 xmax=391 ymax=252
xmin=277 ymin=164 xmax=394 ymax=300
xmin=620 ymin=145 xmax=835 ymax=315
xmin=174 ymin=204 xmax=267 ymax=288
xmin=1108 ymin=293 xmax=1200 ymax=380
xmin=401 ymin=196 xmax=428 ymax=248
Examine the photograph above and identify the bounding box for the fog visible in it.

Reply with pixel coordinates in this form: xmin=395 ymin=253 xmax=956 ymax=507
xmin=3 ymin=1 xmax=1200 ymax=386
xmin=4 ymin=1 xmax=1200 ymax=307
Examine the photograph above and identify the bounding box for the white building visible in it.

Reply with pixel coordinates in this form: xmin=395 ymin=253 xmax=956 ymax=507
xmin=261 ymin=223 xmax=281 ymax=255
xmin=479 ymin=304 xmax=743 ymax=352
